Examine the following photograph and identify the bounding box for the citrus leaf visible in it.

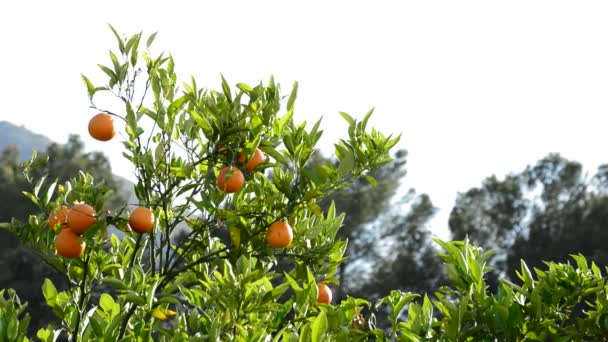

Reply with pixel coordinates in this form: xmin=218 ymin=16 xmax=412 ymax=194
xmin=146 ymin=32 xmax=158 ymax=48
xmin=311 ymin=310 xmax=328 ymax=342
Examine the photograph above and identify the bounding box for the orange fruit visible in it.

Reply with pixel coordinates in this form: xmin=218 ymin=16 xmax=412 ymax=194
xmin=67 ymin=203 xmax=96 ymax=234
xmin=266 ymin=221 xmax=293 ymax=248
xmin=237 ymin=148 xmax=265 ymax=172
xmin=55 ymin=228 xmax=86 ymax=258
xmin=216 ymin=166 xmax=245 ymax=193
xmin=129 ymin=207 xmax=155 ymax=233
xmin=316 ymin=283 xmax=332 ymax=304
xmin=48 ymin=205 xmax=69 ymax=231
xmin=88 ymin=113 xmax=116 ymax=141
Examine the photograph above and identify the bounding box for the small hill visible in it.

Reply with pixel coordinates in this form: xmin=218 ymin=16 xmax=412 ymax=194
xmin=0 ymin=119 xmax=135 ymax=200
xmin=0 ymin=121 xmax=54 ymax=160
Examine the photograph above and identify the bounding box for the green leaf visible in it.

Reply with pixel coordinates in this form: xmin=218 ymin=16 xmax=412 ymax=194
xmin=307 ymin=203 xmax=323 ymax=218
xmin=570 ymin=254 xmax=588 ymax=273
xmin=99 ymin=293 xmax=115 ymax=313
xmin=228 ymin=226 xmax=241 ymax=248
xmin=34 ymin=175 xmax=47 ymax=198
xmin=98 ymin=64 xmax=117 ymax=83
xmin=168 ymin=95 xmax=188 ymax=115
xmin=130 ymin=35 xmax=140 ymax=66
xmin=124 ymin=291 xmax=146 ymax=306
xmin=392 ymin=292 xmax=419 ymax=323
xmin=260 ymin=147 xmax=289 ymax=166
xmin=364 ymin=175 xmax=377 ymax=187
xmin=107 ymin=24 xmax=125 ymax=53
xmin=287 ymin=81 xmax=298 ymax=111
xmin=22 ymin=191 xmax=39 ymax=207
xmin=221 ymin=74 xmax=232 ymax=103
xmin=519 ymin=260 xmax=535 ymax=289
xmin=311 ymin=310 xmax=328 ymax=342
xmin=421 ymin=294 xmax=433 ymax=326
xmin=7 ymin=317 xmax=17 ymax=341
xmin=42 ymin=279 xmax=57 ymax=304
xmin=276 ymin=109 xmax=294 ymax=136
xmin=336 ymin=148 xmax=355 ymax=177
xmin=146 ymin=32 xmax=158 ymax=48
xmin=156 ymin=295 xmax=180 ymax=305
xmin=101 ymin=277 xmax=128 ymax=290
xmin=360 ymin=107 xmax=374 ymax=132
xmin=82 ymin=75 xmax=96 ymax=99
xmin=591 ymin=262 xmax=602 ymax=277
xmin=36 ymin=328 xmax=51 ymax=342
xmin=303 ymin=189 xmax=323 ymax=201
xmin=109 ymin=51 xmax=121 ymax=73
xmin=188 ymin=111 xmax=213 ymax=137
xmin=237 ymin=83 xmax=253 ymax=94
xmin=44 ymin=180 xmax=57 ymax=206
xmin=339 ymin=112 xmax=355 ymax=126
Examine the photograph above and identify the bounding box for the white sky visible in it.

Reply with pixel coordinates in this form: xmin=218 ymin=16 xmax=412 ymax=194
xmin=1 ymin=1 xmax=607 ymax=240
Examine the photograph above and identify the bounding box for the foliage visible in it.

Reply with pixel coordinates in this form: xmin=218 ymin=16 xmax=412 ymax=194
xmin=2 ymin=26 xmax=399 ymax=341
xmin=377 ymin=239 xmax=608 ymax=341
xmin=0 ymin=288 xmax=32 ymax=342
xmin=0 ymin=136 xmax=128 ymax=336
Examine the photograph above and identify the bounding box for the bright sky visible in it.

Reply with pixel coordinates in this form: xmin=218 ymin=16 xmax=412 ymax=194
xmin=1 ymin=1 xmax=607 ymax=240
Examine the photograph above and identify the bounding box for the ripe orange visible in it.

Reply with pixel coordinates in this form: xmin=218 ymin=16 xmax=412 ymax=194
xmin=67 ymin=203 xmax=96 ymax=234
xmin=55 ymin=228 xmax=86 ymax=258
xmin=129 ymin=207 xmax=155 ymax=233
xmin=48 ymin=205 xmax=69 ymax=231
xmin=88 ymin=113 xmax=116 ymax=141
xmin=266 ymin=221 xmax=293 ymax=248
xmin=216 ymin=166 xmax=245 ymax=193
xmin=237 ymin=148 xmax=265 ymax=172
xmin=317 ymin=283 xmax=332 ymax=304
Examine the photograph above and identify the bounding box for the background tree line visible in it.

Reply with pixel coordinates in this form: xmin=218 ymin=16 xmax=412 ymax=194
xmin=1 ymin=120 xmax=608 ymax=331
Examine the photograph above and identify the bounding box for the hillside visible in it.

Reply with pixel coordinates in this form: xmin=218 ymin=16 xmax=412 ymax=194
xmin=0 ymin=119 xmax=135 ymax=202
xmin=0 ymin=121 xmax=54 ymax=160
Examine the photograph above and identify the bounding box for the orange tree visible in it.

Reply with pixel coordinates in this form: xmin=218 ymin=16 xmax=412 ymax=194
xmin=2 ymin=26 xmax=399 ymax=341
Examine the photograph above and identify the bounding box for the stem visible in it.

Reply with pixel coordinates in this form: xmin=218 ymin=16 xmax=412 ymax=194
xmin=72 ymin=256 xmax=90 ymax=342
xmin=117 ymin=304 xmax=138 ymax=340
xmin=159 ymin=247 xmax=229 ymax=288
xmin=129 ymin=235 xmax=143 ymax=268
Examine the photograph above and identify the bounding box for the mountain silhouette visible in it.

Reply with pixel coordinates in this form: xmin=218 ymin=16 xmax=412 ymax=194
xmin=0 ymin=121 xmax=54 ymax=160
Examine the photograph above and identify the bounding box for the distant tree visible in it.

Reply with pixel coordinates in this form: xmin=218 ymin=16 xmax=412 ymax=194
xmin=356 ymin=193 xmax=447 ymax=299
xmin=315 ymin=149 xmax=445 ymax=303
xmin=0 ymin=145 xmax=37 ymax=222
xmin=449 ymin=173 xmax=527 ymax=276
xmin=449 ymin=153 xmax=608 ymax=282
xmin=506 ymin=155 xmax=608 ymax=277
